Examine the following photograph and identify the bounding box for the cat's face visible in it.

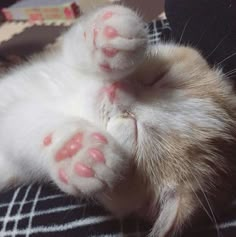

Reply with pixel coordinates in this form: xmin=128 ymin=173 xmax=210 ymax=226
xmin=113 ymin=43 xmax=236 ymax=184
xmin=104 ymin=43 xmax=236 ymax=236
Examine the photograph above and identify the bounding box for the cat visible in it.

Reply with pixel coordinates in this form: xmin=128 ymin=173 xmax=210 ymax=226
xmin=0 ymin=4 xmax=236 ymax=237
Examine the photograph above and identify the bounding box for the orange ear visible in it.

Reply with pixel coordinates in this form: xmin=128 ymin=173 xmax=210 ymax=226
xmin=149 ymin=187 xmax=195 ymax=237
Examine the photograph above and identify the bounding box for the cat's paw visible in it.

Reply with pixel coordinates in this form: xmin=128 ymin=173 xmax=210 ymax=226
xmin=42 ymin=121 xmax=128 ymax=196
xmin=84 ymin=5 xmax=147 ymax=79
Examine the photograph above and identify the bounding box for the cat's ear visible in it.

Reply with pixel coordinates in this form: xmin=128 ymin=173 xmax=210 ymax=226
xmin=149 ymin=186 xmax=195 ymax=237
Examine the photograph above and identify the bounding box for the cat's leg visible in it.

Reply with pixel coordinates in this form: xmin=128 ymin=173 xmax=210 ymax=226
xmin=0 ymin=102 xmax=129 ymax=196
xmin=63 ymin=5 xmax=148 ymax=80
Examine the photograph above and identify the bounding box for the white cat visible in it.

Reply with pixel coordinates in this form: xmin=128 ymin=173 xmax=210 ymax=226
xmin=0 ymin=4 xmax=236 ymax=237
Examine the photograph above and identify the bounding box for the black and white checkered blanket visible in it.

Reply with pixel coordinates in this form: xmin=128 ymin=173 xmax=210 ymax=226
xmin=0 ymin=185 xmax=151 ymax=237
xmin=0 ymin=19 xmax=236 ymax=237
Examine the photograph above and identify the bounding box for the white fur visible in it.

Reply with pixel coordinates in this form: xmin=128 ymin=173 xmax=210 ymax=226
xmin=0 ymin=5 xmax=144 ymax=193
xmin=0 ymin=5 xmax=232 ymax=237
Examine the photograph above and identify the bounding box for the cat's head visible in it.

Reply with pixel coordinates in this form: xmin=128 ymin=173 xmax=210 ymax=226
xmin=129 ymin=43 xmax=236 ymax=236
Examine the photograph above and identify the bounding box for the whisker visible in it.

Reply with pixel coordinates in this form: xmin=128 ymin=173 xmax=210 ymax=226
xmin=206 ymin=35 xmax=228 ymax=59
xmin=190 ymin=172 xmax=222 ymax=237
xmin=216 ymin=52 xmax=236 ymax=67
xmin=178 ymin=17 xmax=193 ymax=46
xmin=226 ymin=74 xmax=236 ymax=79
xmin=179 ymin=171 xmax=215 ymax=224
xmin=225 ymin=68 xmax=236 ymax=77
xmin=175 ymin=158 xmax=221 ymax=236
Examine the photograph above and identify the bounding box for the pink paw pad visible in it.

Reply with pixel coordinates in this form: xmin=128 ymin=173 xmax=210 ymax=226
xmin=71 ymin=133 xmax=83 ymax=144
xmin=100 ymin=63 xmax=112 ymax=72
xmin=103 ymin=82 xmax=122 ymax=103
xmin=93 ymin=28 xmax=98 ymax=47
xmin=56 ymin=148 xmax=70 ymax=161
xmin=102 ymin=11 xmax=113 ymax=20
xmin=55 ymin=133 xmax=83 ymax=161
xmin=104 ymin=26 xmax=118 ymax=38
xmin=65 ymin=140 xmax=82 ymax=157
xmin=91 ymin=133 xmax=108 ymax=144
xmin=102 ymin=47 xmax=118 ymax=57
xmin=43 ymin=134 xmax=52 ymax=146
xmin=58 ymin=168 xmax=69 ymax=184
xmin=88 ymin=148 xmax=105 ymax=163
xmin=74 ymin=163 xmax=94 ymax=177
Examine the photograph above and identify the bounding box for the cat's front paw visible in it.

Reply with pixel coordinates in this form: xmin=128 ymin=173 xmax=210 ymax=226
xmin=85 ymin=5 xmax=147 ymax=79
xmin=42 ymin=121 xmax=128 ymax=196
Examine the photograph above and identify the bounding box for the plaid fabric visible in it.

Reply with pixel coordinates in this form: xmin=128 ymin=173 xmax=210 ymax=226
xmin=1 ymin=183 xmax=236 ymax=237
xmin=1 ymin=19 xmax=236 ymax=237
xmin=0 ymin=185 xmax=150 ymax=237
xmin=147 ymin=19 xmax=171 ymax=45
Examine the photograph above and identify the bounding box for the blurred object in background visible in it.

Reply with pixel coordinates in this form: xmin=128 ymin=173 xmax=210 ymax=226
xmin=1 ymin=0 xmax=80 ymax=22
xmin=79 ymin=0 xmax=164 ymax=21
xmin=121 ymin=0 xmax=164 ymax=21
xmin=0 ymin=0 xmax=19 ymax=8
xmin=79 ymin=0 xmax=111 ymax=12
xmin=0 ymin=0 xmax=19 ymax=22
xmin=0 ymin=0 xmax=165 ymax=23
